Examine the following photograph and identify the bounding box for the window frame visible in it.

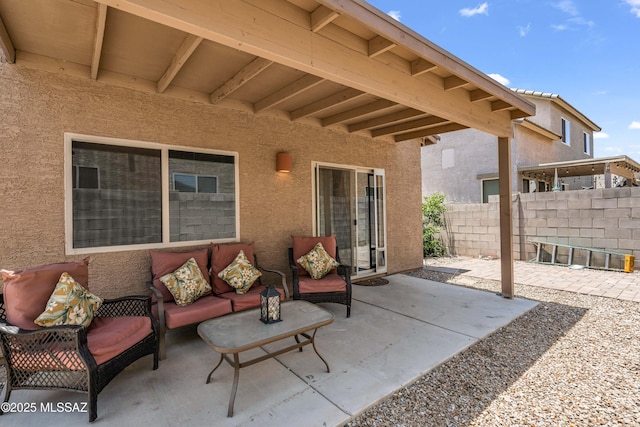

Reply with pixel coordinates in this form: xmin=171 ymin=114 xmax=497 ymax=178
xmin=64 ymin=133 xmax=239 ymax=255
xmin=561 ymin=117 xmax=571 ymax=145
xmin=583 ymin=131 xmax=591 ymax=155
xmin=172 ymin=172 xmax=218 ymax=193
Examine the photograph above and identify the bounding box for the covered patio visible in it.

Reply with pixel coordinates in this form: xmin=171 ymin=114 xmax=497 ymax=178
xmin=0 ymin=0 xmax=534 ymax=297
xmin=0 ymin=275 xmax=537 ymax=426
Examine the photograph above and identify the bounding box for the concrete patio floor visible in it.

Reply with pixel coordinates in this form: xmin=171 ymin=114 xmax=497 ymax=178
xmin=1 ymin=274 xmax=537 ymax=426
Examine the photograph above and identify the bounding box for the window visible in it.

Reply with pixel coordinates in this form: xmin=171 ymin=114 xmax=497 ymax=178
xmin=583 ymin=132 xmax=591 ymax=155
xmin=561 ymin=118 xmax=571 ymax=145
xmin=481 ymin=179 xmax=499 ymax=203
xmin=65 ymin=134 xmax=238 ymax=254
xmin=72 ymin=166 xmax=99 ymax=189
xmin=173 ymin=173 xmax=218 ymax=193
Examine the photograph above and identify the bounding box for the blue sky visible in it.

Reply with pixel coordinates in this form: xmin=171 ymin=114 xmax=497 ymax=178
xmin=367 ymin=0 xmax=640 ymax=159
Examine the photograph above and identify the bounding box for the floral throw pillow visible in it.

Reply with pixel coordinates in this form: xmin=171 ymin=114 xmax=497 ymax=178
xmin=296 ymin=242 xmax=339 ymax=280
xmin=34 ymin=272 xmax=103 ymax=328
xmin=160 ymin=257 xmax=212 ymax=306
xmin=217 ymin=250 xmax=262 ymax=294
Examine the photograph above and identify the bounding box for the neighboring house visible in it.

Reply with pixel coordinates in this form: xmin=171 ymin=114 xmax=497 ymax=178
xmin=421 ymin=89 xmax=616 ymax=203
xmin=0 ymin=0 xmax=534 ymax=297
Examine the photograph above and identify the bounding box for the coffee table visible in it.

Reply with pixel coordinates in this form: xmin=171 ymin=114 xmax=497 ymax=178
xmin=197 ymin=300 xmax=334 ymax=417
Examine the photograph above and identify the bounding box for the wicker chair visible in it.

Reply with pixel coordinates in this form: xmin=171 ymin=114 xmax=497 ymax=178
xmin=289 ymin=235 xmax=352 ymax=317
xmin=0 ymin=293 xmax=159 ymax=422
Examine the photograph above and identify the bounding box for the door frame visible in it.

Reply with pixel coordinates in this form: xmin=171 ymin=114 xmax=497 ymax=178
xmin=311 ymin=161 xmax=387 ymax=278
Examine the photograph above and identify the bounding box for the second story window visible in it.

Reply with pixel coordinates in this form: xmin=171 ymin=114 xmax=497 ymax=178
xmin=583 ymin=132 xmax=591 ymax=155
xmin=561 ymin=118 xmax=571 ymax=145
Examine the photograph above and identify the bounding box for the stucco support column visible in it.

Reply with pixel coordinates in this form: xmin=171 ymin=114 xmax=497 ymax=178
xmin=498 ymin=136 xmax=514 ymax=298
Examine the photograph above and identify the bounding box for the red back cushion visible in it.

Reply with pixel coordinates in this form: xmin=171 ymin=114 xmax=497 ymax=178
xmin=149 ymin=248 xmax=210 ymax=302
xmin=210 ymin=242 xmax=256 ymax=294
xmin=1 ymin=258 xmax=89 ymax=330
xmin=291 ymin=235 xmax=337 ymax=276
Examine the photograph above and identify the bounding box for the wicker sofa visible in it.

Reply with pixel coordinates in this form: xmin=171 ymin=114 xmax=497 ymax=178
xmin=148 ymin=242 xmax=289 ymax=359
xmin=0 ymin=259 xmax=159 ymax=422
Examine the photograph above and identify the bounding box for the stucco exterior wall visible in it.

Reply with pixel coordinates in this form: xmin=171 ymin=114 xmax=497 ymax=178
xmin=0 ymin=63 xmax=424 ymax=297
xmin=422 ymin=95 xmax=597 ymax=203
xmin=421 ymin=129 xmax=502 ymax=203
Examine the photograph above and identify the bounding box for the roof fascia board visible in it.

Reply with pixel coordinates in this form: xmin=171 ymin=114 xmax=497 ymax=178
xmin=513 ymin=90 xmax=601 ymax=132
xmin=515 ymin=118 xmax=561 ymax=140
xmin=96 ymin=0 xmax=517 ymax=137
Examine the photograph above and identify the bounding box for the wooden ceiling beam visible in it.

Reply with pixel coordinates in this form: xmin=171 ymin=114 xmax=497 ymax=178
xmin=90 ymin=4 xmax=108 ymax=80
xmin=311 ymin=5 xmax=339 ymax=32
xmin=491 ymin=99 xmax=512 ymax=112
xmin=321 ymin=99 xmax=397 ymax=127
xmin=158 ymin=34 xmax=202 ymax=93
xmin=254 ymin=74 xmax=324 ymax=113
xmin=470 ymin=89 xmax=492 ymax=102
xmin=410 ymin=58 xmax=437 ymax=76
xmin=209 ymin=57 xmax=272 ymax=104
xmin=99 ymin=0 xmax=531 ymax=136
xmin=371 ymin=116 xmax=448 ymax=137
xmin=0 ymin=13 xmax=15 ymax=63
xmin=443 ymin=75 xmax=468 ymax=91
xmin=290 ymin=87 xmax=364 ymax=120
xmin=348 ymin=108 xmax=425 ymax=133
xmin=368 ymin=35 xmax=396 ymax=57
xmin=394 ymin=123 xmax=468 ymax=141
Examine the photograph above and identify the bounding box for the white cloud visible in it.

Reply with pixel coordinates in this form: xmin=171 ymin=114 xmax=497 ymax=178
xmin=603 ymin=146 xmax=624 ymax=154
xmin=627 ymin=0 xmax=640 ymax=18
xmin=387 ymin=10 xmax=401 ymax=21
xmin=460 ymin=2 xmax=489 ymax=17
xmin=629 ymin=121 xmax=640 ymax=130
xmin=593 ymin=132 xmax=609 ymax=139
xmin=552 ymin=24 xmax=568 ymax=31
xmin=518 ymin=23 xmax=531 ymax=37
xmin=554 ymin=0 xmax=579 ymax=16
xmin=487 ymin=73 xmax=510 ymax=86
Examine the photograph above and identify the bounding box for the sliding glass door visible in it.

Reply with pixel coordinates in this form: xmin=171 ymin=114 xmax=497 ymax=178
xmin=314 ymin=163 xmax=386 ymax=278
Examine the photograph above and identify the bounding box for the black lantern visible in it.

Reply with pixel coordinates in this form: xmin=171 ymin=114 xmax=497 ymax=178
xmin=260 ymin=284 xmax=281 ymax=324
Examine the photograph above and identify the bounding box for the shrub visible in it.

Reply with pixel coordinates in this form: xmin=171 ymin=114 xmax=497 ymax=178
xmin=422 ymin=192 xmax=447 ymax=257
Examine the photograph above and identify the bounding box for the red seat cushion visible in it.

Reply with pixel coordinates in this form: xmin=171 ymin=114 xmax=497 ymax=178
xmin=1 ymin=259 xmax=89 ymax=330
xmin=219 ymin=285 xmax=286 ymax=312
xmin=161 ymin=295 xmax=232 ymax=329
xmin=87 ymin=316 xmax=153 ymax=365
xmin=291 ymin=236 xmax=337 ymax=277
xmin=149 ymin=248 xmax=210 ymax=303
xmin=298 ymin=273 xmax=347 ymax=294
xmin=210 ymin=242 xmax=256 ymax=295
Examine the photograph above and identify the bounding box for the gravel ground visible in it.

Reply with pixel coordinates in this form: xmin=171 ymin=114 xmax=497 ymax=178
xmin=346 ymin=260 xmax=640 ymax=427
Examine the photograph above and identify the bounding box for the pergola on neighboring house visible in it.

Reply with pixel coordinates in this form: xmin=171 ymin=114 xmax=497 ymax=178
xmin=520 ymin=155 xmax=640 ymax=189
xmin=0 ymin=0 xmax=535 ymax=298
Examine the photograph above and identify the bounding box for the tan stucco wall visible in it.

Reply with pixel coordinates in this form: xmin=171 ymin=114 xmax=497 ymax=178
xmin=0 ymin=63 xmax=424 ymax=297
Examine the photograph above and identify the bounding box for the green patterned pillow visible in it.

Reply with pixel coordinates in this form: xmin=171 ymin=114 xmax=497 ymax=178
xmin=217 ymin=250 xmax=262 ymax=294
xmin=34 ymin=272 xmax=103 ymax=328
xmin=160 ymin=257 xmax=212 ymax=306
xmin=297 ymin=242 xmax=339 ymax=279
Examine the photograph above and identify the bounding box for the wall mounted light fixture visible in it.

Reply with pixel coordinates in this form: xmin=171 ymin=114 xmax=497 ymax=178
xmin=276 ymin=152 xmax=292 ymax=172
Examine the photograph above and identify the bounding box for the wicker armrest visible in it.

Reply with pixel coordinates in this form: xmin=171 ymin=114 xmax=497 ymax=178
xmin=337 ymin=264 xmax=351 ymax=280
xmin=258 ymin=266 xmax=290 ymax=300
xmin=96 ymin=295 xmax=152 ymax=318
xmin=0 ymin=320 xmax=93 ymax=369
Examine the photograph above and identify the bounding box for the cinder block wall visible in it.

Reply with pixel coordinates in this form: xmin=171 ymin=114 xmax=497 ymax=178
xmin=440 ymin=187 xmax=640 ymax=268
